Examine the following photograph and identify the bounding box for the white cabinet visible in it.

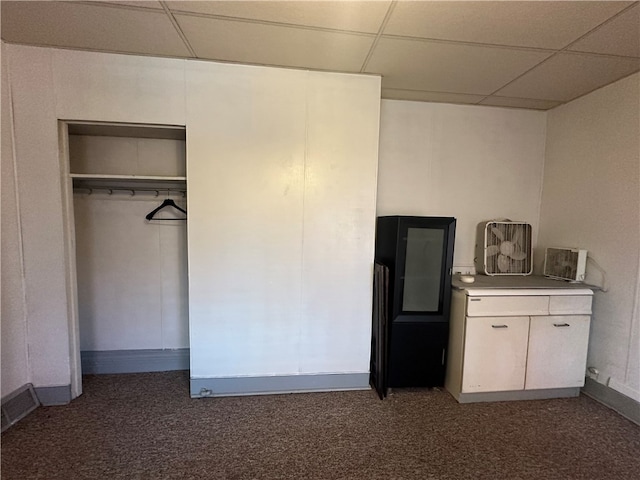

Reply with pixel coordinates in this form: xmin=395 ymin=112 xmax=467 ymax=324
xmin=525 ymin=315 xmax=591 ymax=389
xmin=466 ymin=296 xmax=548 ymax=317
xmin=446 ymin=285 xmax=593 ymax=403
xmin=462 ymin=316 xmax=529 ymax=392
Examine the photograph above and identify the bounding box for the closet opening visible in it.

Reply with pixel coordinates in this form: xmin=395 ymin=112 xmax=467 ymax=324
xmin=60 ymin=121 xmax=189 ymax=398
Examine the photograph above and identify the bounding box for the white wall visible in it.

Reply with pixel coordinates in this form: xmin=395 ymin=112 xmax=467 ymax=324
xmin=186 ymin=63 xmax=307 ymax=378
xmin=2 ymin=46 xmax=73 ymax=394
xmin=1 ymin=42 xmax=29 ymax=398
xmin=2 ymin=44 xmax=380 ymax=397
xmin=2 ymin=45 xmax=188 ymax=398
xmin=299 ymin=73 xmax=380 ymax=374
xmin=540 ymin=72 xmax=640 ymax=401
xmin=377 ymin=100 xmax=547 ymax=272
xmin=71 ymin=134 xmax=188 ymax=352
xmin=186 ymin=62 xmax=380 ymax=378
xmin=74 ymin=192 xmax=189 ymax=351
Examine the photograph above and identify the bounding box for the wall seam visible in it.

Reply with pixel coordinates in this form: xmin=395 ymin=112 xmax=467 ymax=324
xmin=6 ymin=54 xmax=32 ymax=384
xmin=535 ymin=110 xmax=550 ymax=266
xmin=625 ymin=128 xmax=640 ymax=384
xmin=48 ymin=48 xmax=74 ymax=388
xmin=158 ymin=221 xmax=165 ymax=350
xmin=624 ymin=213 xmax=640 ymax=384
xmin=297 ymin=72 xmax=310 ymax=375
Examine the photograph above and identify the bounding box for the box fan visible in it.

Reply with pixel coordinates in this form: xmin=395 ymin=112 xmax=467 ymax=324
xmin=544 ymin=247 xmax=587 ymax=282
xmin=476 ymin=221 xmax=533 ymax=275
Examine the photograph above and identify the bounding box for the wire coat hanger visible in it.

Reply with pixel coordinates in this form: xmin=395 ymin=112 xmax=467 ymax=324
xmin=145 ymin=198 xmax=187 ymax=221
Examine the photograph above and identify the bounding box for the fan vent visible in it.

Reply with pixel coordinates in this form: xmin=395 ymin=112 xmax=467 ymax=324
xmin=476 ymin=221 xmax=533 ymax=276
xmin=544 ymin=247 xmax=587 ymax=282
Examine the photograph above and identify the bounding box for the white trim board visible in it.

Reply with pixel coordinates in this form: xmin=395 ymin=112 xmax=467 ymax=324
xmin=452 ymin=387 xmax=581 ymax=404
xmin=582 ymin=377 xmax=640 ymax=426
xmin=190 ymin=373 xmax=370 ymax=398
xmin=81 ymin=349 xmax=189 ymax=374
xmin=34 ymin=385 xmax=72 ymax=406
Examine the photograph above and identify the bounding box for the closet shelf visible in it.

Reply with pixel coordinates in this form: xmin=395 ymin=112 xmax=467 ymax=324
xmin=70 ymin=174 xmax=186 ymax=181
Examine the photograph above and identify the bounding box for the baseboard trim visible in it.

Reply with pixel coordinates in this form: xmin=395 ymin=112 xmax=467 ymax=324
xmin=34 ymin=385 xmax=72 ymax=406
xmin=190 ymin=373 xmax=370 ymax=398
xmin=455 ymin=387 xmax=580 ymax=404
xmin=81 ymin=349 xmax=189 ymax=375
xmin=581 ymin=377 xmax=640 ymax=426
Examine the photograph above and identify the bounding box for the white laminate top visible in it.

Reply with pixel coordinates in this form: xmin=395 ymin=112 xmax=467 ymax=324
xmin=452 ymin=274 xmax=595 ymax=296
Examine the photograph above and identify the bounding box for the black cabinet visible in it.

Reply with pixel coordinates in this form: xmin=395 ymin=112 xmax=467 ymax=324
xmin=370 ymin=216 xmax=456 ymax=398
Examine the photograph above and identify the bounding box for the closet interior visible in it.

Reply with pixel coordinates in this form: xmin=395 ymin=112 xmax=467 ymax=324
xmin=68 ymin=122 xmax=189 ymax=375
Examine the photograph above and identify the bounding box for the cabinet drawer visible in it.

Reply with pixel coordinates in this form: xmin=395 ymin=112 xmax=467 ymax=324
xmin=548 ymin=295 xmax=592 ymax=315
xmin=466 ymin=296 xmax=549 ymax=316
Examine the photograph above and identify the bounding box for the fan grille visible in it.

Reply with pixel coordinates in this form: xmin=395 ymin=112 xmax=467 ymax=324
xmin=482 ymin=222 xmax=532 ymax=275
xmin=544 ymin=248 xmax=587 ymax=281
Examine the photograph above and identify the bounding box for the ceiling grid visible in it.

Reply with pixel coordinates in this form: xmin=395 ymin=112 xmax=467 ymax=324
xmin=1 ymin=0 xmax=638 ymax=110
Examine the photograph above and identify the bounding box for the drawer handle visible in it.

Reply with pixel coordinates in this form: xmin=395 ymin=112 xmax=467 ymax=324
xmin=553 ymin=323 xmax=570 ymax=327
xmin=470 ymin=298 xmax=481 ymax=302
xmin=492 ymin=325 xmax=508 ymax=329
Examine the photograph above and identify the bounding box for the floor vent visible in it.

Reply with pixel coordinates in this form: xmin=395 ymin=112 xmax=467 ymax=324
xmin=2 ymin=383 xmax=40 ymax=433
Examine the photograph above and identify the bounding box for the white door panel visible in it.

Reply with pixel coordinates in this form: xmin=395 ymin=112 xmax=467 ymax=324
xmin=462 ymin=316 xmax=530 ymax=392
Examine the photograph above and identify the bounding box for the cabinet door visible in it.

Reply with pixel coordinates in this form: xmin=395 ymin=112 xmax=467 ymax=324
xmin=462 ymin=316 xmax=529 ymax=393
xmin=388 ymin=322 xmax=449 ymax=388
xmin=525 ymin=315 xmax=590 ymax=390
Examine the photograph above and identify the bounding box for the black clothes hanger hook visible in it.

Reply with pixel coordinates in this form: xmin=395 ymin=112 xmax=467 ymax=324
xmin=145 ymin=198 xmax=187 ymax=221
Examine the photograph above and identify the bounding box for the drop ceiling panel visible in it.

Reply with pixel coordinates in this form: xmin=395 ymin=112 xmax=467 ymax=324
xmin=569 ymin=4 xmax=640 ymax=58
xmin=381 ymin=89 xmax=485 ymax=104
xmin=479 ymin=96 xmax=563 ymax=110
xmin=366 ymin=38 xmax=552 ymax=95
xmin=176 ymin=15 xmax=375 ymax=71
xmin=496 ymin=52 xmax=640 ymax=101
xmin=167 ymin=1 xmax=391 ymax=33
xmin=0 ymin=1 xmax=190 ymax=57
xmin=384 ymin=1 xmax=633 ymax=49
xmin=2 ymin=0 xmax=637 ymax=111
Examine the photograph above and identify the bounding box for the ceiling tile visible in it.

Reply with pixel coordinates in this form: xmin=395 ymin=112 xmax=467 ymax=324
xmin=495 ymin=52 xmax=640 ymax=101
xmin=0 ymin=1 xmax=190 ymax=57
xmin=569 ymin=4 xmax=640 ymax=58
xmin=167 ymin=1 xmax=391 ymax=33
xmin=479 ymin=96 xmax=562 ymax=110
xmin=176 ymin=15 xmax=375 ymax=72
xmin=381 ymin=88 xmax=485 ymax=104
xmin=384 ymin=1 xmax=633 ymax=49
xmin=365 ymin=37 xmax=552 ymax=95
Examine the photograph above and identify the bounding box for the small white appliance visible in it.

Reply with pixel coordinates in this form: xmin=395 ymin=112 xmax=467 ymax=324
xmin=544 ymin=247 xmax=587 ymax=282
xmin=475 ymin=220 xmax=533 ymax=276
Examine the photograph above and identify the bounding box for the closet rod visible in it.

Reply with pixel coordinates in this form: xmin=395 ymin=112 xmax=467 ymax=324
xmin=74 ymin=186 xmax=186 ymax=196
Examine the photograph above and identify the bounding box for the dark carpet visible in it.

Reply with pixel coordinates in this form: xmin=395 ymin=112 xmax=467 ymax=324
xmin=2 ymin=371 xmax=639 ymax=479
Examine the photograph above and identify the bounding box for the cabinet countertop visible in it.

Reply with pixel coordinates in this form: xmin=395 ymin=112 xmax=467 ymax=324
xmin=452 ymin=274 xmax=597 ymax=293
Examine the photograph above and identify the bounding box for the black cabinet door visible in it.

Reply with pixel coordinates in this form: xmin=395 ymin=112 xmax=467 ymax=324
xmin=387 ymin=322 xmax=449 ymax=388
xmin=370 ymin=263 xmax=389 ymax=399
